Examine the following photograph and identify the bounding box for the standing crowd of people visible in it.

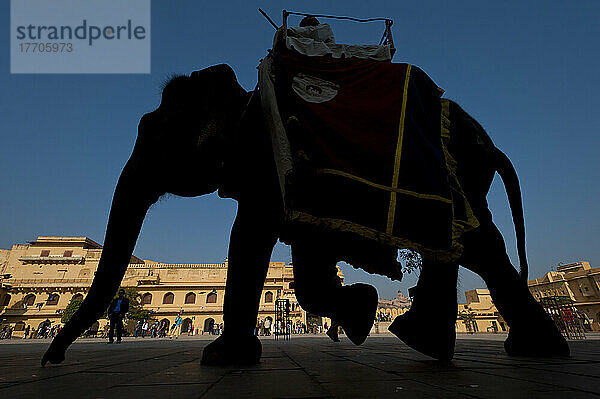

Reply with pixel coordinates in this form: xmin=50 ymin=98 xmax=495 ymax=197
xmin=3 ymin=312 xmax=343 ymax=342
xmin=376 ymin=312 xmax=393 ymax=322
xmin=254 ymin=318 xmax=337 ymax=336
xmin=0 ymin=318 xmax=61 ymax=340
xmin=1 ymin=317 xmax=342 ymax=341
xmin=132 ymin=319 xmax=169 ymax=338
xmin=128 ymin=314 xmax=224 ymax=339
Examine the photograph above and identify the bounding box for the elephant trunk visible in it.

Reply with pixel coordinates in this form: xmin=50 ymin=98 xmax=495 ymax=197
xmin=52 ymin=158 xmax=160 ymax=350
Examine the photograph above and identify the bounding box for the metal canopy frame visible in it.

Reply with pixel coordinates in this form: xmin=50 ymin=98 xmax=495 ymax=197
xmin=259 ymin=9 xmax=394 ymax=51
xmin=274 ymin=298 xmax=291 ymax=340
xmin=282 ymin=10 xmax=395 ymax=50
xmin=539 ymin=296 xmax=586 ymax=340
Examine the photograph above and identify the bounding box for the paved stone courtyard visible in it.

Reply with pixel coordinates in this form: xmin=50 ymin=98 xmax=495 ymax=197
xmin=1 ymin=334 xmax=599 ymax=398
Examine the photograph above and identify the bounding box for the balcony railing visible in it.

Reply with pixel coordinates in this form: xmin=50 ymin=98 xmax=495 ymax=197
xmin=137 ymin=277 xmax=160 ymax=286
xmin=7 ymin=278 xmax=92 ymax=285
xmin=18 ymin=256 xmax=85 ymax=264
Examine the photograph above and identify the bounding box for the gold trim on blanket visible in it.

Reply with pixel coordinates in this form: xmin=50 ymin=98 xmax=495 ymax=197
xmin=440 ymin=99 xmax=480 ymax=247
xmin=285 ymin=99 xmax=480 ymax=264
xmin=316 ymin=168 xmax=452 ymax=204
xmin=288 ymin=209 xmax=462 ymax=263
xmin=386 ymin=65 xmax=412 ymax=234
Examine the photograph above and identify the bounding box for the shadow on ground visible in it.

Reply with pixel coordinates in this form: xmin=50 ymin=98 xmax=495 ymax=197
xmin=1 ymin=335 xmax=598 ymax=398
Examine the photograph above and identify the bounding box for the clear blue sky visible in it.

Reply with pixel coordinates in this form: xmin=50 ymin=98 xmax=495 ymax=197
xmin=1 ymin=1 xmax=598 ymax=301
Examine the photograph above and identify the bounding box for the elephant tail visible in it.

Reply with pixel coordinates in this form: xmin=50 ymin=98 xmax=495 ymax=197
xmin=494 ymin=148 xmax=528 ymax=281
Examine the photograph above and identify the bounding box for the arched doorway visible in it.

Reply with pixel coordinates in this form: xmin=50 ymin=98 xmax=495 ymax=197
xmin=306 ymin=313 xmax=322 ymax=334
xmin=37 ymin=320 xmax=52 ymax=337
xmin=203 ymin=318 xmax=215 ymax=334
xmin=264 ymin=316 xmax=273 ymax=335
xmin=159 ymin=318 xmax=170 ymax=337
xmin=182 ymin=317 xmax=193 ymax=334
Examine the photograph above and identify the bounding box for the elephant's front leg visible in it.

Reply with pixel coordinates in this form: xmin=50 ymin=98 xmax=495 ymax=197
xmin=201 ymin=201 xmax=279 ymax=365
xmin=223 ymin=202 xmax=278 ymax=336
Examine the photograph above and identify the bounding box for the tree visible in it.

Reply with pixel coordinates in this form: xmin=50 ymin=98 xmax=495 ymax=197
xmin=458 ymin=308 xmax=476 ymax=334
xmin=61 ymin=298 xmax=83 ymax=324
xmin=398 ymin=249 xmax=422 ymax=274
xmin=103 ymin=287 xmax=154 ymax=321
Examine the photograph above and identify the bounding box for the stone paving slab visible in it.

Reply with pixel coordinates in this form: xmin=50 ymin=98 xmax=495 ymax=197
xmin=0 ymin=335 xmax=598 ymax=398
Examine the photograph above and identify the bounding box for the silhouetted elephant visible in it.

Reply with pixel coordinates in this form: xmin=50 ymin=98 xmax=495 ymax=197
xmin=42 ymin=64 xmax=568 ymax=366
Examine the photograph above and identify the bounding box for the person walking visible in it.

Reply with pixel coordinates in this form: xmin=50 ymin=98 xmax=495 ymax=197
xmin=40 ymin=319 xmax=51 ymax=338
xmin=255 ymin=319 xmax=260 ymax=336
xmin=171 ymin=314 xmax=183 ymax=339
xmin=141 ymin=320 xmax=149 ymax=338
xmin=159 ymin=320 xmax=167 ymax=338
xmin=107 ymin=289 xmax=129 ymax=344
xmin=264 ymin=317 xmax=271 ymax=336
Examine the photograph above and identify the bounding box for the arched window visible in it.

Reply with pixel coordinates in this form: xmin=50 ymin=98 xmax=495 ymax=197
xmin=72 ymin=294 xmax=84 ymax=302
xmin=185 ymin=292 xmax=196 ymax=304
xmin=206 ymin=292 xmax=217 ymax=303
xmin=47 ymin=293 xmax=60 ymax=305
xmin=160 ymin=318 xmax=170 ymax=332
xmin=2 ymin=294 xmax=10 ymax=307
xmin=24 ymin=294 xmax=36 ymax=306
xmin=162 ymin=292 xmax=174 ymax=304
xmin=141 ymin=293 xmax=152 ymax=305
xmin=264 ymin=291 xmax=273 ymax=303
xmin=182 ymin=318 xmax=193 ymax=332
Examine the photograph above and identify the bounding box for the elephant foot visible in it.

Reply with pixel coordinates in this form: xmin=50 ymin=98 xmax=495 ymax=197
xmin=326 ymin=325 xmax=340 ymax=342
xmin=389 ymin=311 xmax=455 ymax=361
xmin=504 ymin=322 xmax=570 ymax=357
xmin=336 ymin=283 xmax=378 ymax=346
xmin=41 ymin=341 xmax=67 ymax=366
xmin=201 ymin=334 xmax=261 ymax=366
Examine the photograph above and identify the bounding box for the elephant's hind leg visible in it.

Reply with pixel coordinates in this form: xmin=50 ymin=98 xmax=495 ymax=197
xmin=461 ymin=206 xmax=569 ymax=357
xmin=388 ymin=260 xmax=458 ymax=361
xmin=291 ymin=236 xmax=378 ymax=346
